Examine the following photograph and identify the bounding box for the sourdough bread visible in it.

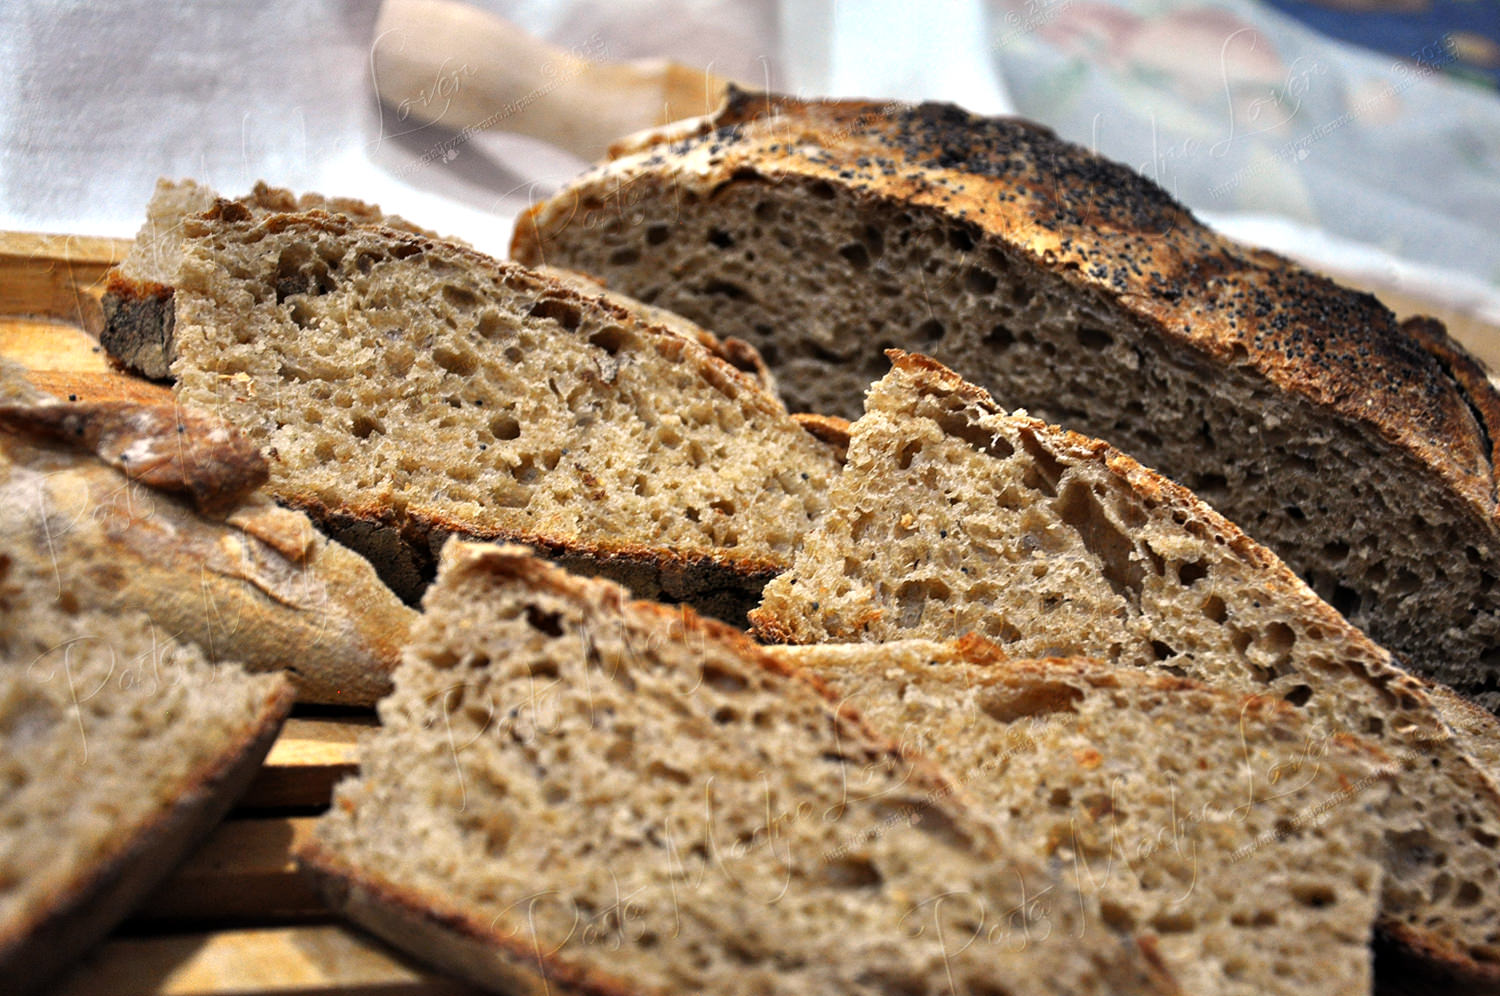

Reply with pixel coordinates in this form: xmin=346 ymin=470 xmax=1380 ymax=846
xmin=513 ymin=87 xmax=1500 ymax=709
xmin=0 ymin=540 xmax=294 ymax=996
xmin=772 ymin=640 xmax=1392 ymax=996
xmin=751 ymin=350 xmax=1500 ymax=985
xmin=0 ymin=362 xmax=413 ymax=705
xmin=135 ymin=201 xmax=840 ymax=621
xmin=297 ymin=540 xmax=1179 ymax=996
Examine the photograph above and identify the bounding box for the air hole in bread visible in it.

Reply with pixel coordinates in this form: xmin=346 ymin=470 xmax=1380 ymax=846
xmin=1018 ymin=433 xmax=1064 ymax=497
xmin=838 ymin=243 xmax=870 ymax=269
xmin=608 ymin=246 xmax=639 ymax=265
xmin=948 ymin=227 xmax=975 ymax=252
xmin=1283 ymin=684 xmax=1314 ymax=707
xmin=935 ymin=411 xmax=1013 ymax=460
xmin=707 ymin=228 xmax=734 ymax=249
xmin=441 ymin=284 xmax=480 ymax=312
xmin=808 ymin=179 xmax=836 ymax=201
xmin=896 ymin=440 xmax=922 ymax=470
xmin=895 ymin=579 xmax=951 ymax=628
xmin=1056 ymin=482 xmax=1142 ymax=607
xmin=978 ymin=682 xmax=1083 ymax=724
xmin=432 ymin=346 xmax=478 ymax=377
xmin=826 ymin=855 xmax=884 ymax=889
xmin=1150 ymin=909 xmax=1196 ymax=933
xmin=1291 ymin=883 xmax=1337 ymax=908
xmin=527 ymin=297 xmax=582 ymax=333
xmin=588 ymin=325 xmax=628 ymax=356
xmin=703 ymin=279 xmax=749 ymax=301
xmin=488 ymin=414 xmax=520 ymax=440
xmin=700 ymin=663 xmax=749 ymax=694
xmin=350 ymin=414 xmax=382 ymax=439
xmin=1076 ymin=327 xmax=1112 ymax=350
xmin=523 ymin=606 xmax=564 ymax=637
xmin=1178 ymin=559 xmax=1210 ymax=586
xmin=964 ymin=268 xmax=997 ymax=295
xmin=915 ymin=318 xmax=944 ymax=343
xmin=645 ymin=224 xmax=670 ymax=245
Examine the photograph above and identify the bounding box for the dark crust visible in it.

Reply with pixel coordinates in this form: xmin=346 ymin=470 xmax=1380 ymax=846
xmin=517 ymin=86 xmax=1500 ymax=532
xmin=0 ymin=399 xmax=268 ymax=516
xmin=1375 ymin=919 xmax=1500 ymax=994
xmin=100 ymin=271 xmax=175 ymax=380
xmin=791 ymin=413 xmax=852 ymax=462
xmin=0 ymin=678 xmax=294 ymax=996
xmin=282 ymin=492 xmax=781 ymax=626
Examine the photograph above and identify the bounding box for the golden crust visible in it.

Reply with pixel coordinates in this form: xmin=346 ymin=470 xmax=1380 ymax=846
xmin=515 ymin=86 xmax=1500 ymax=531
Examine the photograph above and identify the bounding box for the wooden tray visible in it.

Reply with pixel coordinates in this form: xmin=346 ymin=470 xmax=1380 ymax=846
xmin=1 ymin=229 xmax=1488 ymax=996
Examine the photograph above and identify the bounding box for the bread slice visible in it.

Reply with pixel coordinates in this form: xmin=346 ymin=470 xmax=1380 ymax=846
xmin=770 ymin=639 xmax=1392 ymax=996
xmin=296 ymin=540 xmax=1179 ymax=996
xmin=103 ymin=179 xmax=443 ymax=379
xmin=751 ymin=350 xmax=1500 ymax=985
xmin=134 ymin=200 xmax=840 ymax=621
xmin=0 ymin=361 xmax=414 ymax=705
xmin=0 ymin=543 xmax=294 ymax=996
xmin=513 ymin=87 xmax=1500 ymax=710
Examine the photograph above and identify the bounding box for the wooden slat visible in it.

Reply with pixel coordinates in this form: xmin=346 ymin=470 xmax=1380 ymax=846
xmin=55 ymin=926 xmax=482 ymax=996
xmin=239 ymin=716 xmax=374 ymax=810
xmin=136 ymin=818 xmax=325 ymax=922
xmin=0 ymin=230 xmax=130 ymax=328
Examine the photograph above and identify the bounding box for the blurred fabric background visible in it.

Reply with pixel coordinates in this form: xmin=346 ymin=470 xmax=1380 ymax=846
xmin=2 ymin=0 xmax=1496 ymax=330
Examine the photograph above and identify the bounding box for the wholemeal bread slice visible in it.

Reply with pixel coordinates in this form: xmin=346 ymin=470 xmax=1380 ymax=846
xmin=513 ymin=87 xmax=1500 ymax=709
xmin=129 ymin=200 xmax=840 ymax=621
xmin=0 ymin=362 xmax=413 ymax=705
xmin=770 ymin=639 xmax=1393 ymax=996
xmin=751 ymin=350 xmax=1500 ymax=986
xmin=0 ymin=542 xmax=294 ymax=996
xmin=296 ymin=540 xmax=1179 ymax=996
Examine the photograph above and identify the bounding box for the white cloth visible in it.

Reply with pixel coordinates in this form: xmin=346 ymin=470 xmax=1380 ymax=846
xmin=2 ymin=0 xmax=1496 ymax=322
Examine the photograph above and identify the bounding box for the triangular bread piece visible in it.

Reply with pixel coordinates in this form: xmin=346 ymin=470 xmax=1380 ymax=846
xmin=772 ymin=639 xmax=1393 ymax=996
xmin=296 ymin=540 xmax=1179 ymax=996
xmin=751 ymin=350 xmax=1500 ymax=984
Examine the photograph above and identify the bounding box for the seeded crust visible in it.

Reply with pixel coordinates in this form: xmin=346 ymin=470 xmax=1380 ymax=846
xmin=143 ymin=203 xmax=841 ymax=620
xmin=771 ymin=640 xmax=1393 ymax=996
xmin=0 ymin=364 xmax=414 ymax=705
xmin=297 ymin=540 xmax=1179 ymax=996
xmin=0 ymin=542 xmax=294 ymax=996
xmin=751 ymin=351 xmax=1500 ymax=987
xmin=513 ymin=87 xmax=1500 ymax=709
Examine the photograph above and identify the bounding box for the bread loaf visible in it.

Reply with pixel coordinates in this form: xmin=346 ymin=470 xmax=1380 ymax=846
xmin=751 ymin=350 xmax=1500 ymax=985
xmin=127 ymin=200 xmax=840 ymax=621
xmin=513 ymin=87 xmax=1500 ymax=709
xmin=771 ymin=640 xmax=1392 ymax=996
xmin=0 ymin=361 xmax=413 ymax=705
xmin=0 ymin=540 xmax=293 ymax=996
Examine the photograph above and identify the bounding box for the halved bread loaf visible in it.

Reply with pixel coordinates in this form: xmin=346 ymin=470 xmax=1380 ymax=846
xmin=513 ymin=87 xmax=1500 ymax=710
xmin=771 ymin=640 xmax=1392 ymax=996
xmin=0 ymin=362 xmax=413 ymax=705
xmin=117 ymin=199 xmax=841 ymax=621
xmin=751 ymin=350 xmax=1500 ymax=985
xmin=296 ymin=540 xmax=1179 ymax=996
xmin=0 ymin=542 xmax=294 ymax=996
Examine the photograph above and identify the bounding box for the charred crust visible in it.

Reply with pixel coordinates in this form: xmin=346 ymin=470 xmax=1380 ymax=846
xmin=100 ymin=272 xmax=176 ymax=381
xmin=1375 ymin=917 xmax=1500 ymax=994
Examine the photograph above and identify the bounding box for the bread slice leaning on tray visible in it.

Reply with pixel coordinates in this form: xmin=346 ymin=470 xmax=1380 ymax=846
xmin=769 ymin=639 xmax=1394 ymax=996
xmin=296 ymin=539 xmax=1181 ymax=996
xmin=750 ymin=350 xmax=1500 ymax=988
xmin=512 ymin=86 xmax=1500 ymax=712
xmin=0 ymin=369 xmax=296 ymax=993
xmin=0 ymin=360 xmax=413 ymax=705
xmin=99 ymin=181 xmax=843 ymax=623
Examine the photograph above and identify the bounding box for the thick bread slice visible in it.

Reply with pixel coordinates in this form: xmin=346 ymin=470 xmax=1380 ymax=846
xmin=297 ymin=540 xmax=1179 ymax=996
xmin=149 ymin=202 xmax=840 ymax=620
xmin=513 ymin=87 xmax=1500 ymax=710
xmin=771 ymin=640 xmax=1393 ymax=996
xmin=750 ymin=350 xmax=1500 ymax=986
xmin=0 ymin=547 xmax=294 ymax=996
xmin=104 ymin=179 xmax=780 ymax=395
xmin=0 ymin=363 xmax=414 ymax=705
